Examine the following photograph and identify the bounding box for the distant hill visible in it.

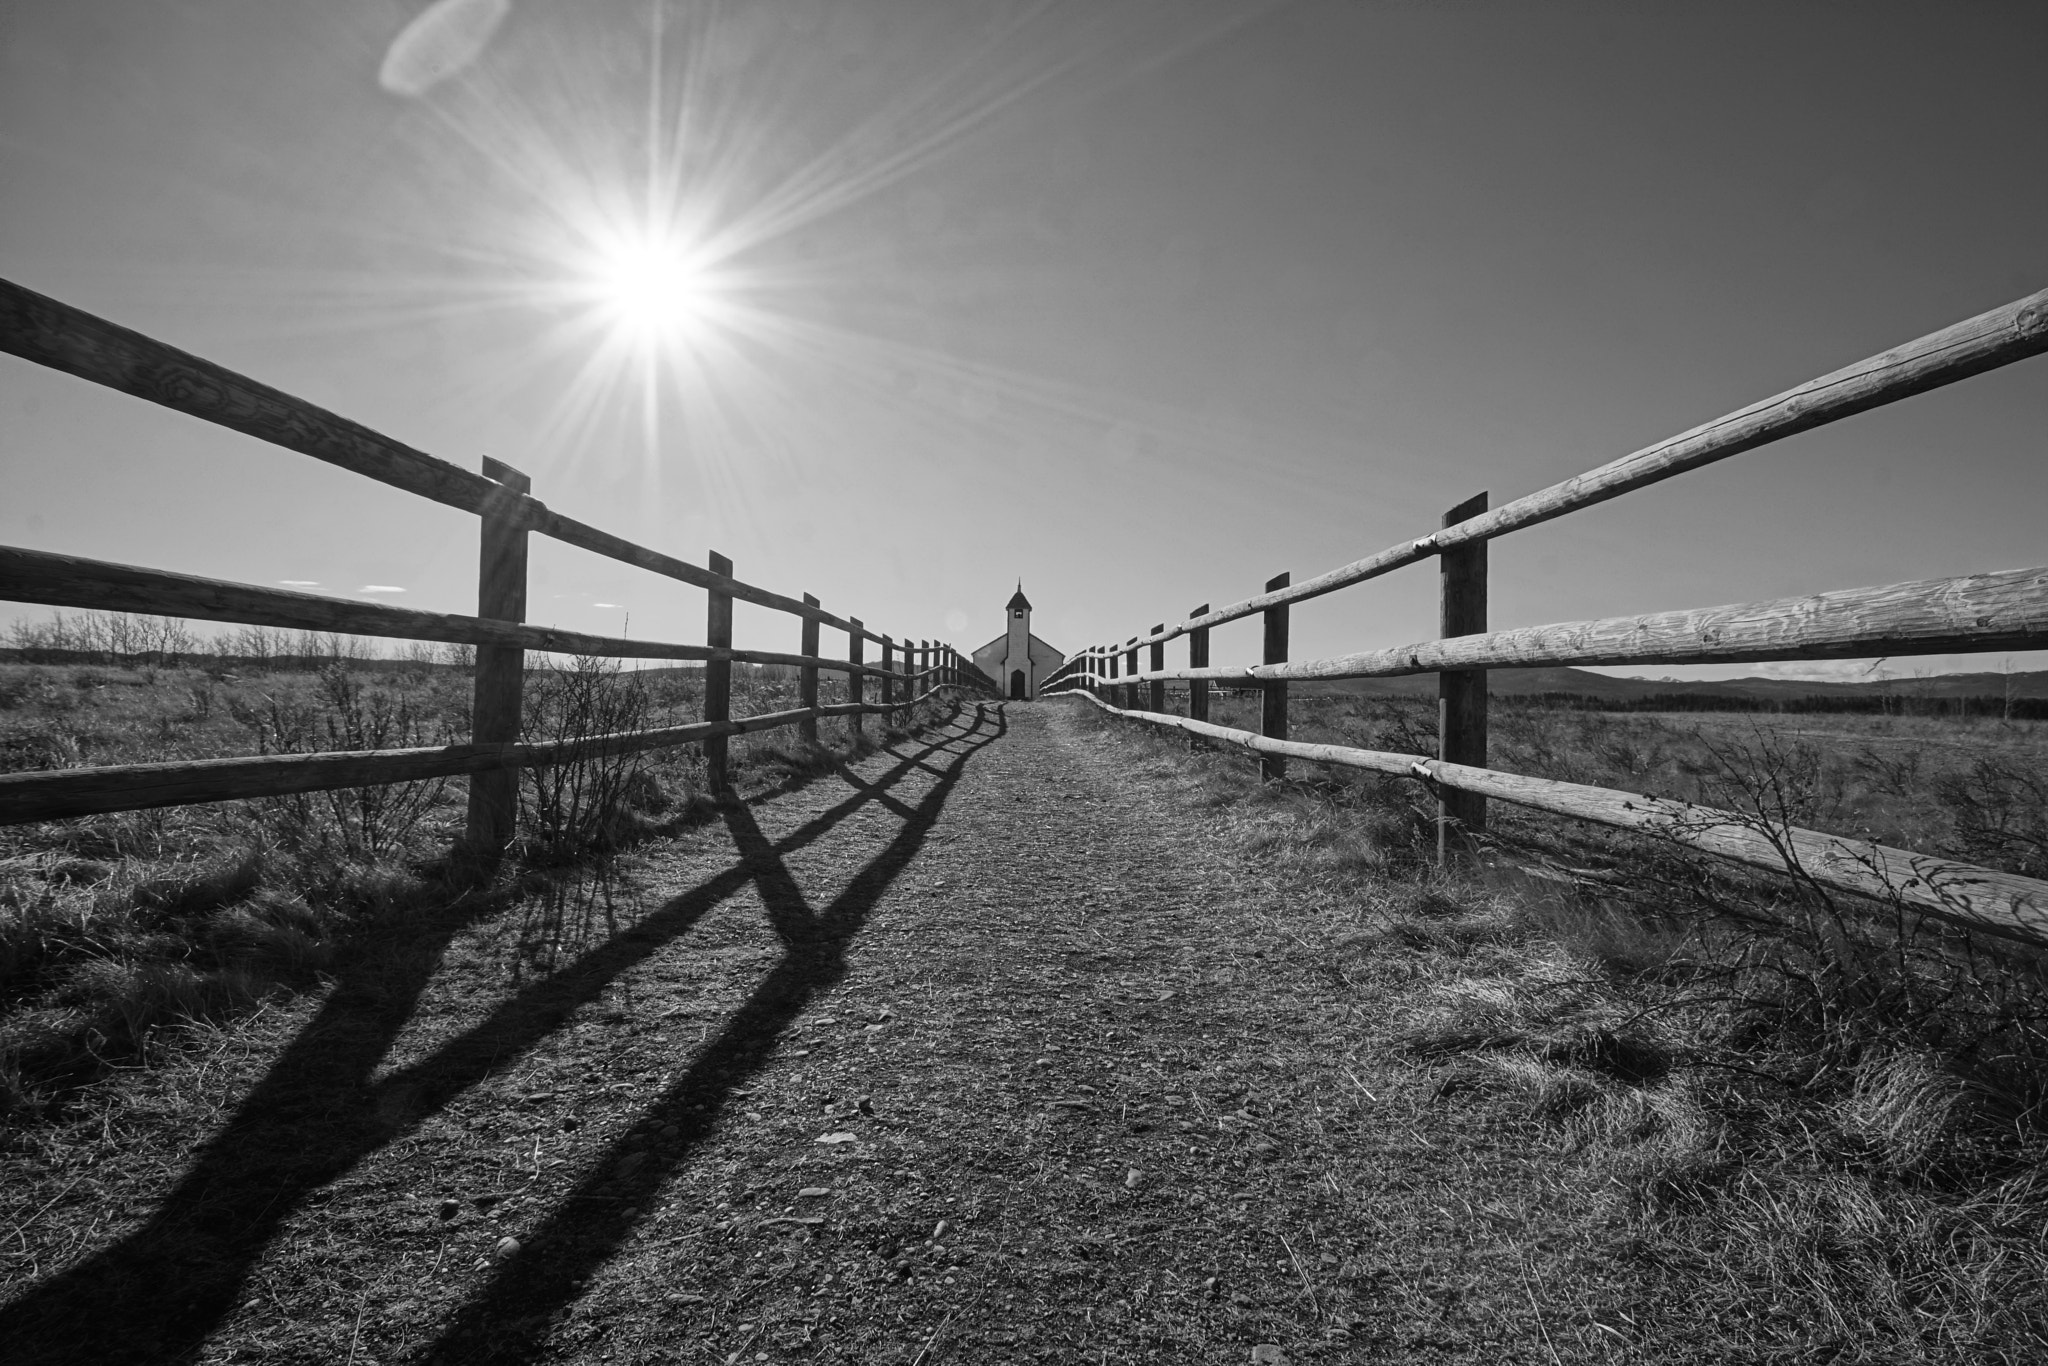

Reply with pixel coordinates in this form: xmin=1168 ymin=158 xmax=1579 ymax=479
xmin=1291 ymin=667 xmax=2048 ymax=711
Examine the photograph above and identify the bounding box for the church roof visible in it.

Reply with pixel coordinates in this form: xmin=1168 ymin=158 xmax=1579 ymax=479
xmin=972 ymin=630 xmax=1065 ymax=661
xmin=1006 ymin=583 xmax=1032 ymax=612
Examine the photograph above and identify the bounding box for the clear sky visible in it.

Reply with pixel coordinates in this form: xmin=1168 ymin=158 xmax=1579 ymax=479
xmin=4 ymin=0 xmax=2044 ymax=681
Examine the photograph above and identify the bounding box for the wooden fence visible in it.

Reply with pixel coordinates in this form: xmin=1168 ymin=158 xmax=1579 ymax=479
xmin=1043 ymin=285 xmax=2048 ymax=943
xmin=0 ymin=278 xmax=998 ymax=854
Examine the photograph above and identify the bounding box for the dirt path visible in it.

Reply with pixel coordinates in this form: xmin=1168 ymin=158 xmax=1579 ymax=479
xmin=3 ymin=701 xmax=1587 ymax=1364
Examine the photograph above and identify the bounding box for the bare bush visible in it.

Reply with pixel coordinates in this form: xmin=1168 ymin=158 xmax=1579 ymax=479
xmin=226 ymin=661 xmax=452 ymax=860
xmin=1935 ymin=756 xmax=2048 ymax=878
xmin=518 ymin=657 xmax=665 ymax=864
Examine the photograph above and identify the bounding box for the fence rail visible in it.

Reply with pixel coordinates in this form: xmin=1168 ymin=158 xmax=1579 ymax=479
xmin=1063 ymin=566 xmax=2048 ymax=686
xmin=0 ymin=278 xmax=998 ymax=854
xmin=1046 ymin=283 xmax=2048 ymax=942
xmin=0 ymin=688 xmax=966 ymax=826
xmin=1103 ymin=285 xmax=2048 ymax=650
xmin=0 ymin=547 xmax=914 ymax=678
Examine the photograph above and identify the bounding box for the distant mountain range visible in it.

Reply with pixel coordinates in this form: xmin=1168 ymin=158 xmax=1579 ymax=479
xmin=1293 ymin=667 xmax=2048 ymax=705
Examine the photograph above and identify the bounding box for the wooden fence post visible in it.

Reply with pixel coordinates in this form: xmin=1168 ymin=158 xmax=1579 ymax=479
xmin=1149 ymin=624 xmax=1165 ymax=714
xmin=1125 ymin=640 xmax=1139 ymax=710
xmin=1261 ymin=571 xmax=1290 ymax=782
xmin=1188 ymin=604 xmax=1210 ymax=723
xmin=880 ymin=634 xmax=895 ymax=727
xmin=849 ymin=621 xmax=864 ymax=733
xmin=463 ymin=456 xmax=530 ymax=860
xmin=1439 ymin=491 xmax=1489 ymax=864
xmin=1107 ymin=646 xmax=1118 ymax=703
xmin=799 ymin=594 xmax=820 ymax=745
xmin=704 ymin=550 xmax=734 ymax=796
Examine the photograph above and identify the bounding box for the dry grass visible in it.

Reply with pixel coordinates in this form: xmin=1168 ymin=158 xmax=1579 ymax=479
xmin=1067 ymin=695 xmax=2048 ymax=1361
xmin=0 ymin=653 xmax=936 ymax=1120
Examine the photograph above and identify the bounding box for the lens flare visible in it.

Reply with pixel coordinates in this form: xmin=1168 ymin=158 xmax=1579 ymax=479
xmin=379 ymin=0 xmax=512 ymax=98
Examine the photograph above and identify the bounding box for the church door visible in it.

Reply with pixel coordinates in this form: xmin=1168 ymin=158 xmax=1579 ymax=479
xmin=1010 ymin=669 xmax=1026 ymax=699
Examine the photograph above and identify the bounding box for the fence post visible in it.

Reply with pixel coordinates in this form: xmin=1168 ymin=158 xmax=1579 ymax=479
xmin=849 ymin=621 xmax=865 ymax=733
xmin=1261 ymin=571 xmax=1290 ymax=782
xmin=704 ymin=550 xmax=734 ymax=796
xmin=1148 ymin=624 xmax=1165 ymax=714
xmin=1107 ymin=646 xmax=1118 ymax=704
xmin=1124 ymin=640 xmax=1139 ymax=710
xmin=799 ymin=594 xmax=821 ymax=745
xmin=1439 ymin=492 xmax=1489 ymax=865
xmin=880 ymin=634 xmax=895 ymax=728
xmin=463 ymin=456 xmax=530 ymax=862
xmin=1188 ymin=605 xmax=1210 ymax=723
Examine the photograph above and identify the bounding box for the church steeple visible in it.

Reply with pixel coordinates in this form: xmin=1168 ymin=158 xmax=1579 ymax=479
xmin=1004 ymin=581 xmax=1033 ymax=698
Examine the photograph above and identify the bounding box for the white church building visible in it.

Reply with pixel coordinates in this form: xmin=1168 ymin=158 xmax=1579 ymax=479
xmin=969 ymin=584 xmax=1065 ymax=699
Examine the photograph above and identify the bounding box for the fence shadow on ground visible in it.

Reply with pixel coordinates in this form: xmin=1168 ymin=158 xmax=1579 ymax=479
xmin=417 ymin=702 xmax=1006 ymax=1363
xmin=0 ymin=705 xmax=1005 ymax=1366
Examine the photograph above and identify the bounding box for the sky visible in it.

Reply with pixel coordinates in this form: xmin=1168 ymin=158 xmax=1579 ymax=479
xmin=3 ymin=0 xmax=2045 ymax=682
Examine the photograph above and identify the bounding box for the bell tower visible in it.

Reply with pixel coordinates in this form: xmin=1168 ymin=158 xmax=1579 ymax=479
xmin=1004 ymin=582 xmax=1033 ymax=699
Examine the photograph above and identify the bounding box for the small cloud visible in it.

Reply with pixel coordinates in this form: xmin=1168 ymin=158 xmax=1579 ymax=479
xmin=278 ymin=580 xmax=321 ymax=588
xmin=1749 ymin=659 xmax=1892 ymax=683
xmin=593 ymin=602 xmax=624 ymax=610
xmin=359 ymin=585 xmax=408 ymax=595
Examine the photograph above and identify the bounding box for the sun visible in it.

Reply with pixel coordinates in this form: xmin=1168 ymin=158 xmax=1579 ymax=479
xmin=591 ymin=232 xmax=713 ymax=337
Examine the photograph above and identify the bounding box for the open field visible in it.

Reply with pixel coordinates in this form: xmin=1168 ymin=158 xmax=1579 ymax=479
xmin=1200 ymin=689 xmax=2048 ymax=881
xmin=0 ymin=655 xmax=929 ymax=1119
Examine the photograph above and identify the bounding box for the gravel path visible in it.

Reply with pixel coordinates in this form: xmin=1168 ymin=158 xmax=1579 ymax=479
xmin=3 ymin=700 xmax=1579 ymax=1364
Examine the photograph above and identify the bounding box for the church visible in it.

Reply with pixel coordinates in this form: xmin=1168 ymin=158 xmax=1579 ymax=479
xmin=968 ymin=584 xmax=1065 ymax=699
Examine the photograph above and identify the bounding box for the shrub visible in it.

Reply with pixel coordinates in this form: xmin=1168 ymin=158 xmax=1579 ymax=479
xmin=1935 ymin=756 xmax=2048 ymax=878
xmin=519 ymin=657 xmax=662 ymax=864
xmin=227 ymin=661 xmax=453 ymax=860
